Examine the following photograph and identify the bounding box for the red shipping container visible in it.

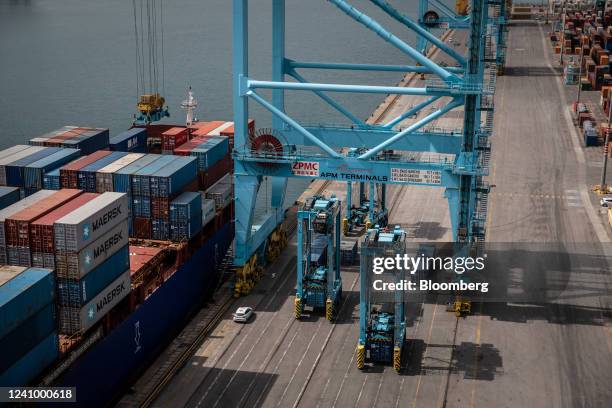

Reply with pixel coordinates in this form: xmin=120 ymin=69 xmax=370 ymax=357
xmin=161 ymin=127 xmax=189 ymax=152
xmin=191 ymin=121 xmax=226 ymax=137
xmin=198 ymin=155 xmax=232 ymax=191
xmin=173 ymin=136 xmax=212 ymax=156
xmin=5 ymin=189 xmax=83 ymax=247
xmin=133 ymin=217 xmax=152 ymax=239
xmin=60 ymin=150 xmax=112 ymax=188
xmin=151 ymin=197 xmax=170 ymax=220
xmin=30 ymin=193 xmax=99 ymax=253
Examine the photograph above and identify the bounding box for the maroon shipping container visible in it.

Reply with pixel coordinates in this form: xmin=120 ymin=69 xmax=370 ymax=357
xmin=173 ymin=136 xmax=211 ymax=156
xmin=30 ymin=192 xmax=99 ymax=253
xmin=5 ymin=189 xmax=83 ymax=247
xmin=133 ymin=217 xmax=152 ymax=239
xmin=161 ymin=127 xmax=189 ymax=152
xmin=198 ymin=155 xmax=232 ymax=191
xmin=60 ymin=150 xmax=112 ymax=188
xmin=151 ymin=197 xmax=170 ymax=220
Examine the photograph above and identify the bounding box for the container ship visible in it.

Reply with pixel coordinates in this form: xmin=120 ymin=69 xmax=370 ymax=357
xmin=0 ymin=118 xmax=245 ymax=406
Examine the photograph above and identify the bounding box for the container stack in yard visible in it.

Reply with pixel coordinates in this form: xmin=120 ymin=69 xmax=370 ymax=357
xmin=0 ymin=146 xmax=61 ymax=189
xmin=29 ymin=126 xmax=109 ymax=154
xmin=109 ymin=128 xmax=147 ymax=153
xmin=4 ymin=189 xmax=84 ymax=267
xmin=0 ymin=187 xmax=21 ymax=211
xmin=0 ymin=266 xmax=58 ymax=386
xmin=53 ymin=192 xmax=131 ymax=335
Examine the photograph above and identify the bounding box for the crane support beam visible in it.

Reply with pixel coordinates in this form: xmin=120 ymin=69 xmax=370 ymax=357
xmin=286 ymin=60 xmax=464 ymax=74
xmin=282 ymin=126 xmax=463 ymax=155
xmin=247 ymin=89 xmax=341 ymax=158
xmin=287 ymin=69 xmax=366 ymax=126
xmin=359 ymin=98 xmax=463 ymax=159
xmin=244 ymin=77 xmax=476 ymax=96
xmin=369 ymin=0 xmax=467 ymax=66
xmin=383 ymin=95 xmax=442 ymax=129
xmin=326 ymin=0 xmax=459 ymax=82
xmin=233 ymin=154 xmax=469 ymax=189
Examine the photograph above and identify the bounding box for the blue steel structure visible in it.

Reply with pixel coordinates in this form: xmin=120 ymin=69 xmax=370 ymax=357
xmin=231 ymin=0 xmax=503 ymax=307
xmin=357 ymin=226 xmax=407 ymax=372
xmin=295 ymin=195 xmax=342 ymax=322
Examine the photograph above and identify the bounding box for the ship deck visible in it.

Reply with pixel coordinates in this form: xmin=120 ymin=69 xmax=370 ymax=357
xmin=125 ymin=22 xmax=612 ymax=408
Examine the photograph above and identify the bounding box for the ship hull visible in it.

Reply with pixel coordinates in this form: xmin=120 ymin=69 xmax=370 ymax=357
xmin=53 ymin=222 xmax=234 ymax=407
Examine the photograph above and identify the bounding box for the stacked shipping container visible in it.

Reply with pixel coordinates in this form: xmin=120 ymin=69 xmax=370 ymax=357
xmin=109 ymin=128 xmax=147 ymax=153
xmin=60 ymin=151 xmax=113 ymax=189
xmin=30 ymin=193 xmax=99 ymax=269
xmin=0 ymin=187 xmax=21 ymax=211
xmin=29 ymin=126 xmax=109 ymax=154
xmin=5 ymin=189 xmax=83 ymax=266
xmin=77 ymin=151 xmax=129 ymax=192
xmin=53 ymin=192 xmax=131 ymax=334
xmin=161 ymin=127 xmax=189 ymax=154
xmin=0 ymin=190 xmax=57 ymax=264
xmin=0 ymin=266 xmax=58 ymax=386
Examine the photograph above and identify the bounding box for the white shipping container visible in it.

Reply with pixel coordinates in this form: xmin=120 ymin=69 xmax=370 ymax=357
xmin=55 ymin=220 xmax=129 ymax=279
xmin=58 ymin=269 xmax=131 ymax=335
xmin=207 ymin=122 xmax=233 ymax=136
xmin=205 ymin=174 xmax=232 ymax=210
xmin=0 ymin=265 xmax=28 ymax=286
xmin=95 ymin=153 xmax=144 ymax=193
xmin=54 ymin=192 xmax=128 ymax=252
xmin=0 ymin=146 xmax=46 ymax=186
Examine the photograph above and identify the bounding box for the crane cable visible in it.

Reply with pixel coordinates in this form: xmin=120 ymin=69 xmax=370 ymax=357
xmin=132 ymin=0 xmax=165 ymax=101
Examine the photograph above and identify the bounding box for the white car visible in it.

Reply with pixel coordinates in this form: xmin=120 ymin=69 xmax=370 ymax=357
xmin=600 ymin=197 xmax=612 ymax=207
xmin=232 ymin=307 xmax=254 ymax=323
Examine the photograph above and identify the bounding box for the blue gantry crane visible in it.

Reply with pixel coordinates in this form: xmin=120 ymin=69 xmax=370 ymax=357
xmin=231 ymin=1 xmax=504 ymax=340
xmin=295 ymin=195 xmax=342 ymax=321
xmin=357 ymin=226 xmax=407 ymax=372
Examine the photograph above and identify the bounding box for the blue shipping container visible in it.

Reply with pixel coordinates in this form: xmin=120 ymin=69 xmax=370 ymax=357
xmin=78 ymin=151 xmax=128 ymax=192
xmin=42 ymin=168 xmax=61 ymax=190
xmin=61 ymin=128 xmax=109 ymax=154
xmin=150 ymin=156 xmax=198 ymax=198
xmin=170 ymin=213 xmax=202 ymax=241
xmin=152 ymin=219 xmax=170 ymax=240
xmin=0 ymin=187 xmax=21 ymax=210
xmin=23 ymin=148 xmax=81 ymax=190
xmin=56 ymin=245 xmax=130 ymax=307
xmin=109 ymin=128 xmax=147 ymax=152
xmin=170 ymin=191 xmax=202 ymax=221
xmin=0 ymin=302 xmax=55 ymax=373
xmin=190 ymin=136 xmax=229 ymax=171
xmin=113 ymin=154 xmax=162 ymax=194
xmin=0 ymin=267 xmax=55 ymax=339
xmin=0 ymin=331 xmax=58 ymax=387
xmin=131 ymin=155 xmax=175 ymax=197
xmin=131 ymin=195 xmax=151 ymax=218
xmin=5 ymin=147 xmax=61 ymax=187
